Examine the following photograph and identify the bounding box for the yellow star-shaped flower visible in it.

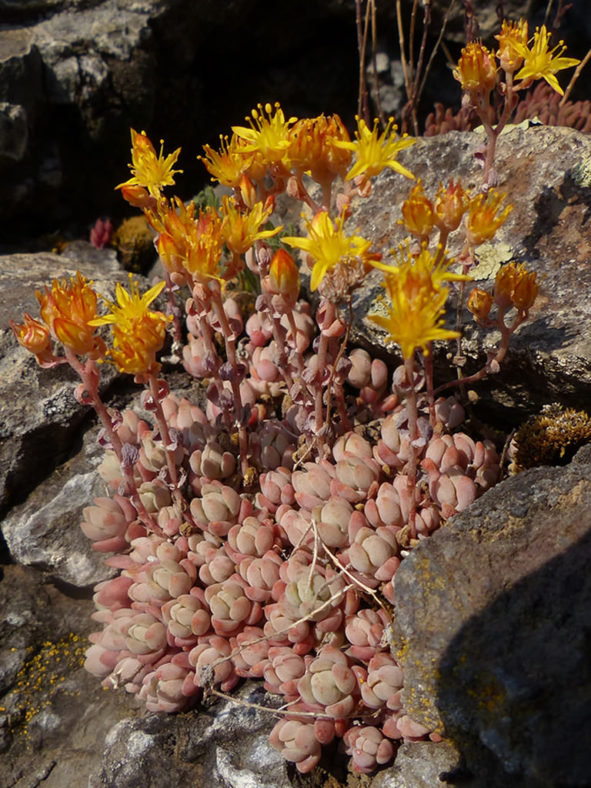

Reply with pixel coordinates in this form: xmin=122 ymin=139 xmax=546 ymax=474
xmin=117 ymin=129 xmax=182 ymax=198
xmin=515 ymin=25 xmax=579 ymax=95
xmin=283 ymin=210 xmax=374 ymax=291
xmin=335 ymin=117 xmax=415 ymax=188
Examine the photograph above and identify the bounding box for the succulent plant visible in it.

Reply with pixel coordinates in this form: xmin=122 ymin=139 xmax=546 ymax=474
xmin=11 ymin=73 xmax=548 ymax=775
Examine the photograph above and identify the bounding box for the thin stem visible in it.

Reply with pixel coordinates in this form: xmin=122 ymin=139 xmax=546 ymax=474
xmin=210 ymin=286 xmax=250 ymax=479
xmin=323 ymin=297 xmax=354 ymax=434
xmin=314 ymin=330 xmax=330 ymax=437
xmin=65 ymin=349 xmax=163 ymax=536
xmin=293 ymin=170 xmax=323 ymax=213
xmin=396 ymin=0 xmax=411 ymax=106
xmin=148 ymin=375 xmax=178 ymax=486
xmin=270 ymin=315 xmax=297 ymax=391
xmin=417 ymin=0 xmax=456 ymax=104
xmin=369 ymin=0 xmax=386 ymax=126
xmin=410 ymin=0 xmax=431 ymax=136
xmin=434 ymin=308 xmax=526 ymax=397
xmin=403 ymin=355 xmax=419 ymax=539
xmin=148 ymin=375 xmax=197 ymax=530
xmin=423 ymin=344 xmax=436 ymax=427
xmin=355 ymin=0 xmax=371 ymax=122
xmin=163 ymin=271 xmax=183 ymax=357
xmin=65 ymin=351 xmax=121 ymax=453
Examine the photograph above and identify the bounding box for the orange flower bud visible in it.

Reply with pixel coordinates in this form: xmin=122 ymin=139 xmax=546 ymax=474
xmin=156 ymin=232 xmax=185 ymax=277
xmin=494 ymin=262 xmax=517 ymax=308
xmin=266 ymin=248 xmax=300 ymax=300
xmin=495 ymin=19 xmax=528 ymax=73
xmin=288 ymin=114 xmax=352 ymax=183
xmin=401 ymin=180 xmax=434 ymax=240
xmin=495 ymin=262 xmax=538 ymax=313
xmin=52 ymin=316 xmax=106 ymax=358
xmin=454 ymin=42 xmax=497 ymax=96
xmin=37 ymin=272 xmax=104 ymax=357
xmin=238 ymin=174 xmax=258 ymax=209
xmin=10 ymin=313 xmax=53 ymax=360
xmin=434 ymin=179 xmax=468 ymax=233
xmin=119 ymin=184 xmax=157 ymax=211
xmin=467 ymin=287 xmax=494 ymax=322
xmin=512 ymin=266 xmax=538 ymax=311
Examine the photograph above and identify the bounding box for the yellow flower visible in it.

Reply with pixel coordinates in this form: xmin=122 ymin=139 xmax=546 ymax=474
xmin=465 ymin=189 xmax=512 ymax=246
xmin=370 ymin=244 xmax=469 ymax=289
xmin=91 ymin=276 xmax=166 ymax=329
xmin=199 ymin=133 xmax=253 ymax=190
xmin=37 ymin=272 xmax=105 ymax=357
xmin=370 ymin=250 xmax=460 ymax=360
xmin=514 ymin=25 xmax=579 ymax=95
xmin=283 ymin=210 xmax=374 ymax=291
xmin=401 ymin=180 xmax=435 ymax=240
xmin=288 ymin=114 xmax=352 ymax=183
xmin=220 ymin=196 xmax=282 ymax=256
xmin=117 ymin=129 xmax=182 ymax=198
xmin=151 ymin=197 xmax=198 ymax=279
xmin=232 ymin=102 xmax=296 ymax=167
xmin=90 ymin=276 xmax=169 ymax=376
xmin=453 ymin=42 xmax=497 ymax=96
xmin=495 ymin=19 xmax=528 ymax=73
xmin=335 ymin=116 xmax=415 ymax=188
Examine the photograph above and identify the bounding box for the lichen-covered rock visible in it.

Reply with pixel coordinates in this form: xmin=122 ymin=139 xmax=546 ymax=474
xmin=393 ymin=444 xmax=591 ymax=786
xmin=353 ymin=125 xmax=591 ymax=420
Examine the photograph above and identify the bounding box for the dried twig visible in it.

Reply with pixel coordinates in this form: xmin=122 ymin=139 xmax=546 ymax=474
xmin=560 ymin=48 xmax=591 ymax=106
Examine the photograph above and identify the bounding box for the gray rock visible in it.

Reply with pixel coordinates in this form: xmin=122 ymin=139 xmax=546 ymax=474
xmin=393 ymin=444 xmax=591 ymax=786
xmin=373 ymin=742 xmax=463 ymax=788
xmin=1 ymin=424 xmax=115 ymax=587
xmin=95 ymin=684 xmax=290 ymax=788
xmin=0 ymin=102 xmax=28 ymax=163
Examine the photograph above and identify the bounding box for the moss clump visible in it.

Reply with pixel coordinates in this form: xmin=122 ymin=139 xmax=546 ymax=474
xmin=113 ymin=215 xmax=156 ymax=273
xmin=510 ymin=403 xmax=591 ymax=473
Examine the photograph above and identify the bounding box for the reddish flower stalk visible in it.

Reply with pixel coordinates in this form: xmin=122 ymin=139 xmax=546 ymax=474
xmin=209 ymin=285 xmax=251 ymax=480
xmin=64 ymin=348 xmax=164 ymax=537
xmin=403 ymin=355 xmax=419 ymax=539
xmin=147 ymin=375 xmax=197 ymax=530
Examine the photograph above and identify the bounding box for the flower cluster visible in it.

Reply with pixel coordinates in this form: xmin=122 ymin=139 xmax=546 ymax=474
xmin=453 ymin=21 xmax=579 ymax=186
xmin=12 ymin=84 xmax=539 ymax=775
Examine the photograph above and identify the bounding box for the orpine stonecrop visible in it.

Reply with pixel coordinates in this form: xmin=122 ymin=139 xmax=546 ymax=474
xmin=12 ymin=20 xmax=548 ymax=771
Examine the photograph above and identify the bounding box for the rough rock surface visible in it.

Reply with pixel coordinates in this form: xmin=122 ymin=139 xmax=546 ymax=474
xmin=1 ymin=423 xmax=114 ymax=587
xmin=0 ymin=0 xmax=360 ymax=239
xmin=393 ymin=444 xmax=591 ymax=787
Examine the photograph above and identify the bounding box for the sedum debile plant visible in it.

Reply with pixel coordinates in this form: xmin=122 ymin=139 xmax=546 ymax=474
xmin=11 ymin=20 xmax=551 ymax=774
xmin=454 ymin=20 xmax=580 ymax=186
